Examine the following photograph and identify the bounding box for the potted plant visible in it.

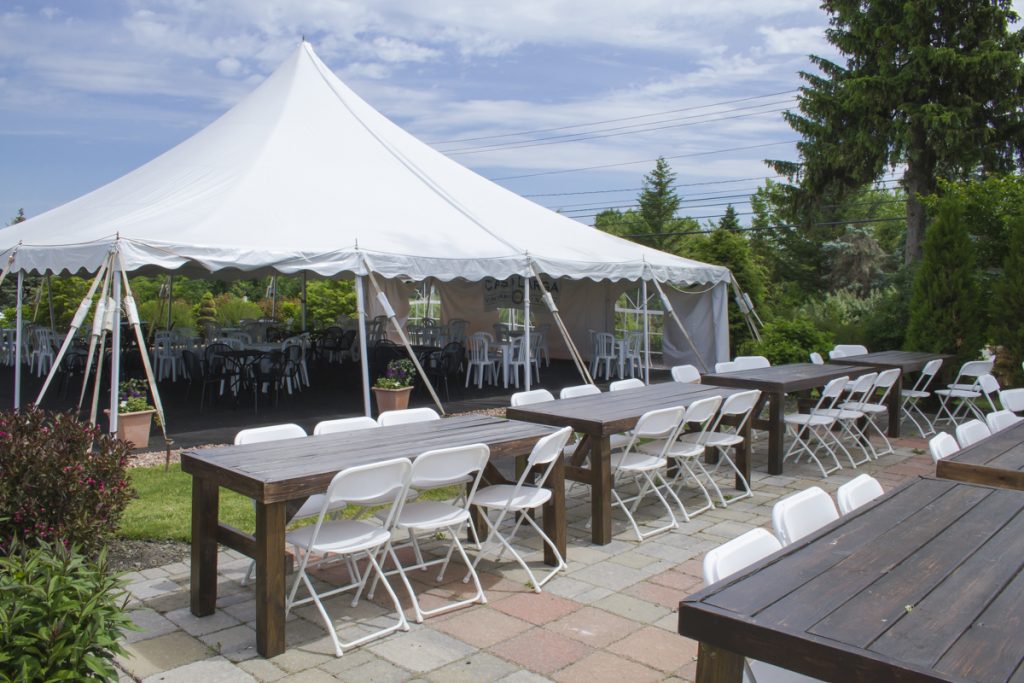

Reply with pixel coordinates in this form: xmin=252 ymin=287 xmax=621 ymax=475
xmin=112 ymin=378 xmax=158 ymax=448
xmin=372 ymin=358 xmax=417 ymax=413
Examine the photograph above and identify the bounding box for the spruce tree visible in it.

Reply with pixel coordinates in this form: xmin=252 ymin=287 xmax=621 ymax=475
xmin=638 ymin=157 xmax=681 ymax=251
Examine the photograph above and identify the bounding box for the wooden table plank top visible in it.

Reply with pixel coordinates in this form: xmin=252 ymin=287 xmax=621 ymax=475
xmin=937 ymin=420 xmax=1024 ymax=490
xmin=835 ymin=350 xmax=954 ymax=372
xmin=679 ymin=476 xmax=1024 ymax=683
xmin=181 ymin=414 xmax=557 ymax=502
xmin=701 ymin=362 xmax=871 ymax=393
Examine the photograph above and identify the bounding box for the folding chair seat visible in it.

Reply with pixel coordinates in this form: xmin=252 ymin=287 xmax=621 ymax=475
xmin=468 ymin=426 xmax=574 ymax=591
xmin=986 ymin=409 xmax=1024 ymax=432
xmin=783 ymin=376 xmax=849 ymax=478
xmin=901 ymin=358 xmax=943 ymax=437
xmin=934 ymin=360 xmax=994 ymax=425
xmin=285 ymin=458 xmax=412 ymax=657
xmin=678 ymin=389 xmax=761 ymax=505
xmin=840 ymin=368 xmax=901 ymax=457
xmin=928 ymin=432 xmax=959 ymax=463
xmin=377 ymin=407 xmax=440 ymax=426
xmin=836 ymin=474 xmax=884 ymax=514
xmin=651 ymin=396 xmax=723 ymax=517
xmin=609 ymin=377 xmax=644 ymax=391
xmin=771 ymin=487 xmax=839 ymax=546
xmin=670 ymin=364 xmax=701 ymax=383
xmin=955 ymin=419 xmax=991 ymax=448
xmin=510 ymin=389 xmax=555 ymax=406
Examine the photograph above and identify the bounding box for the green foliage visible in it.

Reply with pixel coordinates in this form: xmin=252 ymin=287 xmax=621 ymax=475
xmin=0 ymin=539 xmax=133 ymax=682
xmin=718 ymin=205 xmax=741 ymax=231
xmin=137 ymin=300 xmax=195 ymax=331
xmin=638 ymin=157 xmax=682 ymax=251
xmin=0 ymin=408 xmax=134 ymax=556
xmin=374 ymin=359 xmax=417 ymax=389
xmin=739 ymin=317 xmax=833 ymax=365
xmin=118 ymin=379 xmax=155 ymax=415
xmin=213 ymin=294 xmax=263 ymax=326
xmin=906 ymin=200 xmax=984 ymax=363
xmin=305 ymin=279 xmax=356 ymax=328
xmin=195 ymin=291 xmax=217 ymax=331
xmin=990 ymin=211 xmax=1024 ymax=385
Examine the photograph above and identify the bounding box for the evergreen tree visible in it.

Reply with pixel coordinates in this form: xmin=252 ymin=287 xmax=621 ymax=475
xmin=989 ymin=211 xmax=1024 ymax=385
xmin=638 ymin=157 xmax=681 ymax=251
xmin=771 ymin=0 xmax=1024 ymax=265
xmin=718 ymin=205 xmax=741 ymax=232
xmin=195 ymin=292 xmax=218 ymax=336
xmin=905 ymin=201 xmax=983 ymax=363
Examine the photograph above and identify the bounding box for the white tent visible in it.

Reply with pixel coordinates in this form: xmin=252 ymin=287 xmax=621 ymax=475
xmin=0 ymin=42 xmax=732 ymax=424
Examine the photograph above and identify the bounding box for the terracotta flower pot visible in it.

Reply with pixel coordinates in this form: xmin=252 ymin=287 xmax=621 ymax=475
xmin=372 ymin=386 xmax=413 ymax=414
xmin=113 ymin=409 xmax=155 ymax=448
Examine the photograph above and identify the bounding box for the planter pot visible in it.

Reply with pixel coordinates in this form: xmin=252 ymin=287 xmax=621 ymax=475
xmin=105 ymin=409 xmax=156 ymax=448
xmin=372 ymin=386 xmax=413 ymax=414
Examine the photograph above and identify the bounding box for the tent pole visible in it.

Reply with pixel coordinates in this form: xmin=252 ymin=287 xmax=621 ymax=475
xmin=642 ymin=279 xmax=650 ymax=384
xmin=271 ymin=276 xmax=277 ymax=319
xmin=529 ymin=262 xmax=593 ymax=385
xmin=523 ymin=274 xmax=531 ymax=391
xmin=648 ymin=273 xmax=709 ymax=373
xmin=109 ymin=264 xmax=122 ymax=434
xmin=355 ymin=275 xmax=372 ymax=417
xmin=14 ymin=272 xmax=23 ymax=410
xmin=301 ymin=272 xmax=307 ymax=332
xmin=79 ymin=263 xmax=113 ymax=412
xmin=46 ymin=274 xmax=55 ymax=332
xmin=167 ymin=275 xmax=174 ymax=330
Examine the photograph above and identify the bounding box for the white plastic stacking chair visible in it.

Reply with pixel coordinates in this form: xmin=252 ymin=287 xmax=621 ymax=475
xmin=670 ymin=364 xmax=702 ymax=383
xmin=621 ymin=331 xmax=644 ymax=378
xmin=678 ymin=389 xmax=761 ymax=506
xmin=783 ymin=376 xmax=849 ymax=478
xmin=836 ymin=474 xmax=884 ymax=514
xmin=590 ymin=332 xmax=618 ymax=381
xmin=702 ymin=529 xmax=823 ymax=683
xmin=823 ymin=372 xmax=878 ymax=466
xmin=380 ymin=444 xmax=490 ymax=623
xmin=986 ymin=409 xmax=1024 ymax=432
xmin=559 ymin=383 xmax=601 ymax=399
xmin=715 ymin=360 xmax=737 ymax=373
xmin=652 ymin=396 xmax=723 ymax=518
xmin=468 ymin=426 xmax=574 ymax=591
xmin=152 ymin=336 xmax=179 ymax=382
xmin=808 ymin=352 xmax=824 ymax=365
xmin=733 ymin=355 xmax=770 ymax=370
xmin=955 ymin=419 xmax=991 ymax=448
xmin=505 ymin=334 xmax=541 ymax=389
xmin=840 ymin=368 xmax=901 ymax=457
xmin=934 ymin=360 xmax=994 ymax=425
xmin=771 ymin=487 xmax=839 ymax=546
xmin=377 ymin=407 xmax=440 ymax=426
xmin=465 ymin=333 xmax=498 ymax=389
xmin=313 ymin=416 xmax=379 ymax=435
xmin=510 ymin=389 xmax=555 ymax=406
xmin=901 ymin=358 xmax=943 ymax=437
xmin=285 ymin=458 xmax=412 ymax=657
xmin=928 ymin=432 xmax=959 ymax=463
xmin=609 ymin=377 xmax=645 ymax=391
xmin=608 ymin=406 xmax=688 ymax=541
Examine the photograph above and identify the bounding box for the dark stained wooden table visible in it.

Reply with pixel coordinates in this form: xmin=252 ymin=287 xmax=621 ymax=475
xmin=937 ymin=419 xmax=1024 ymax=491
xmin=506 ymin=382 xmax=746 ymax=546
xmin=679 ymin=476 xmax=1024 ymax=683
xmin=181 ymin=414 xmax=559 ymax=658
xmin=701 ymin=363 xmax=872 ymax=475
xmin=831 ymin=351 xmax=955 ymax=438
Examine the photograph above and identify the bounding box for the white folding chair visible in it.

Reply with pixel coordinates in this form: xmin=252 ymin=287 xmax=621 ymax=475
xmin=928 ymin=432 xmax=959 ymax=463
xmin=468 ymin=426 xmax=574 ymax=591
xmin=955 ymin=419 xmax=991 ymax=448
xmin=380 ymin=444 xmax=490 ymax=623
xmin=986 ymin=409 xmax=1024 ymax=432
xmin=833 ymin=344 xmax=868 ymax=357
xmin=670 ymin=364 xmax=702 ymax=383
xmin=377 ymin=407 xmax=440 ymax=426
xmin=771 ymin=487 xmax=839 ymax=546
xmin=808 ymin=352 xmax=824 ymax=365
xmin=836 ymin=474 xmax=884 ymax=515
xmin=609 ymin=377 xmax=645 ymax=391
xmin=559 ymin=383 xmax=601 ymax=399
xmin=934 ymin=360 xmax=994 ymax=425
xmin=715 ymin=361 xmax=737 ymax=373
xmin=820 ymin=372 xmax=878 ymax=466
xmin=901 ymin=358 xmax=943 ymax=437
xmin=285 ymin=458 xmax=412 ymax=657
xmin=313 ymin=416 xmax=379 ymax=435
xmin=510 ymin=389 xmax=555 ymax=406
xmin=679 ymin=389 xmax=761 ymax=506
xmin=841 ymin=368 xmax=901 ymax=457
xmin=655 ymin=396 xmax=723 ymax=517
xmin=703 ymin=529 xmax=822 ymax=683
xmin=783 ymin=376 xmax=849 ymax=478
xmin=733 ymin=355 xmax=770 ymax=370
xmin=999 ymin=387 xmax=1024 ymax=414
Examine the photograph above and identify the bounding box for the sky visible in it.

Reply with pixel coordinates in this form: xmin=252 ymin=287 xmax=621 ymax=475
xmin=0 ymin=1 xmax=846 ymax=228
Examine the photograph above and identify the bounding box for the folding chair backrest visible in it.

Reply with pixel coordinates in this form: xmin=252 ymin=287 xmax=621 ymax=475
xmin=718 ymin=389 xmax=761 ymax=423
xmin=955 ymin=419 xmax=991 ymax=448
xmin=702 ymin=528 xmax=782 ymax=584
xmin=952 ymin=360 xmax=994 ymax=387
xmin=378 ymin=407 xmax=440 ymax=426
xmin=909 ymin=359 xmax=943 ymax=393
xmin=670 ymin=364 xmax=702 ymax=383
xmin=510 ymin=389 xmax=555 ymax=406
xmin=978 ymin=374 xmax=1002 ymax=412
xmin=809 ymin=352 xmax=824 ymax=365
xmin=525 ymin=426 xmax=574 ymax=470
xmin=869 ymin=368 xmax=902 ymax=403
xmin=632 ymin=406 xmax=687 ymax=441
xmin=834 ymin=344 xmax=868 ymax=356
xmin=313 ymin=416 xmax=379 ymax=435
xmin=683 ymin=395 xmax=723 ymax=428
xmin=733 ymin=356 xmax=770 ymax=370
xmin=812 ymin=376 xmax=848 ymax=413
xmin=411 ymin=443 xmax=489 ymax=493
xmin=986 ymin=410 xmax=1023 ymax=432
xmin=837 ymin=474 xmax=884 ymax=514
xmin=715 ymin=361 xmax=737 ymax=373
xmin=609 ymin=378 xmax=644 ymax=391
xmin=235 ymin=423 xmax=307 ymax=445
xmin=771 ymin=486 xmax=839 ymax=546
xmin=324 ymin=458 xmax=412 ymax=526
xmin=844 ymin=372 xmax=878 ymax=408
xmin=999 ymin=387 xmax=1024 ymax=413
xmin=828 ymin=349 xmax=847 ymax=360
xmin=928 ymin=432 xmax=959 ymax=462
xmin=560 ymin=384 xmax=601 ymax=399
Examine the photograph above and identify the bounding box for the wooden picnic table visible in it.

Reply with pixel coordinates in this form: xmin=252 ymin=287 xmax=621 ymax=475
xmin=679 ymin=476 xmax=1024 ymax=683
xmin=937 ymin=419 xmax=1024 ymax=491
xmin=181 ymin=414 xmax=559 ymax=658
xmin=830 ymin=350 xmax=955 ymax=438
xmin=701 ymin=363 xmax=873 ymax=475
xmin=506 ymin=382 xmax=746 ymax=546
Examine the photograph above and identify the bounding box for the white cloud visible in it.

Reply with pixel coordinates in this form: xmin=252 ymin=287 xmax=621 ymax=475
xmin=370 ymin=36 xmax=440 ymax=64
xmin=759 ymin=25 xmax=831 ymax=56
xmin=216 ymin=56 xmax=244 ymax=77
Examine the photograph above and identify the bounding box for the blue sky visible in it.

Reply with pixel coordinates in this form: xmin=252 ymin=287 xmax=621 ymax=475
xmin=0 ymin=1 xmax=847 ymax=227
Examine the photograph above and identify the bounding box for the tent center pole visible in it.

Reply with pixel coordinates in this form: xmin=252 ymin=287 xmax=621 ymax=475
xmin=14 ymin=272 xmax=23 ymax=410
xmin=301 ymin=272 xmax=307 ymax=332
xmin=109 ymin=265 xmax=122 ymax=434
xmin=355 ymin=275 xmax=372 ymax=417
xmin=523 ymin=274 xmax=531 ymax=392
xmin=642 ymin=279 xmax=650 ymax=384
xmin=167 ymin=275 xmax=174 ymax=330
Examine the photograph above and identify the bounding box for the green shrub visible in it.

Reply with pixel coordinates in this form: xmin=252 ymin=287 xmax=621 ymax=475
xmin=0 ymin=408 xmax=134 ymax=556
xmin=136 ymin=300 xmax=196 ymax=331
xmin=213 ymin=294 xmax=263 ymax=327
xmin=739 ymin=317 xmax=832 ymax=365
xmin=0 ymin=539 xmax=133 ymax=681
xmin=990 ymin=212 xmax=1024 ymax=386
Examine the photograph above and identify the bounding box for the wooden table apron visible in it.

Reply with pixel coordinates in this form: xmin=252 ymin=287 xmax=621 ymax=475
xmin=701 ymin=363 xmax=874 ymax=476
xmin=829 ymin=351 xmax=956 ymax=439
xmin=506 ymin=382 xmax=747 ymax=546
xmin=678 ymin=476 xmax=1024 ymax=683
xmin=937 ymin=419 xmax=1024 ymax=491
xmin=181 ymin=414 xmax=559 ymax=658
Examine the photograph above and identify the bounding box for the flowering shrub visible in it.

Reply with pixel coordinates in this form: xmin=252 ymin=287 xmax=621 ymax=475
xmin=374 ymin=358 xmax=417 ymax=389
xmin=0 ymin=408 xmax=135 ymax=556
xmin=118 ymin=378 xmax=155 ymax=414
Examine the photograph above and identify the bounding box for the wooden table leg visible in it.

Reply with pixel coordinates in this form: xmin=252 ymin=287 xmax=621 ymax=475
xmin=591 ymin=435 xmax=612 ymax=545
xmin=543 ymin=453 xmax=566 ymax=566
xmin=255 ymin=500 xmax=287 ymax=658
xmin=695 ymin=642 xmax=744 ymax=683
xmin=735 ymin=417 xmax=751 ymax=491
xmin=768 ymin=391 xmax=784 ymax=475
xmin=190 ymin=477 xmax=219 ymax=617
xmin=887 ymin=380 xmax=902 ymax=437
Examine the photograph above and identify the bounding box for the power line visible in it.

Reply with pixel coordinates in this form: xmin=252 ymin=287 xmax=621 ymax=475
xmin=613 ymin=216 xmax=906 ymax=238
xmin=564 ymin=196 xmax=907 ymax=218
xmin=522 ymin=175 xmax=787 ymax=198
